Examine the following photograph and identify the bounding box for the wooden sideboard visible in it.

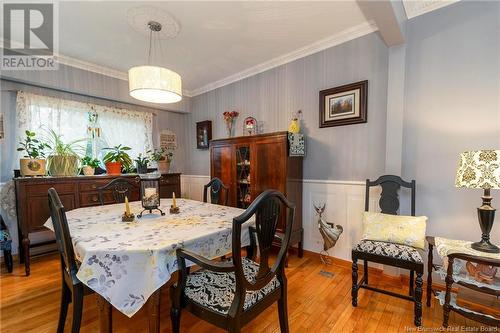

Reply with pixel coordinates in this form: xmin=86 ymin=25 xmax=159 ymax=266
xmin=14 ymin=173 xmax=181 ymax=275
xmin=210 ymin=131 xmax=303 ymax=257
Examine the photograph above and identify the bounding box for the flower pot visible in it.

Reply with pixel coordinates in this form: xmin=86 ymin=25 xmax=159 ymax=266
xmin=157 ymin=160 xmax=170 ymax=174
xmin=105 ymin=161 xmax=122 ymax=175
xmin=82 ymin=165 xmax=95 ymax=176
xmin=20 ymin=158 xmax=46 ymax=177
xmin=47 ymin=155 xmax=79 ymax=177
xmin=136 ymin=163 xmax=148 ymax=174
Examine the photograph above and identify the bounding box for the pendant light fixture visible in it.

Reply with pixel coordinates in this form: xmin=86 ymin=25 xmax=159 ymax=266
xmin=129 ymin=21 xmax=182 ymax=104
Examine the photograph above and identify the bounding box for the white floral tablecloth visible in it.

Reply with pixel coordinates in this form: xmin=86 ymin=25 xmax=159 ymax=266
xmin=44 ymin=199 xmax=252 ymax=317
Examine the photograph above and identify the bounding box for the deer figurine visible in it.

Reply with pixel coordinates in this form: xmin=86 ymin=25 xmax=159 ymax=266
xmin=314 ymin=203 xmax=343 ymax=264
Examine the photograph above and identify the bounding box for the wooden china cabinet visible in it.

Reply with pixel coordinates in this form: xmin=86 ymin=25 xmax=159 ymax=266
xmin=210 ymin=131 xmax=303 ymax=256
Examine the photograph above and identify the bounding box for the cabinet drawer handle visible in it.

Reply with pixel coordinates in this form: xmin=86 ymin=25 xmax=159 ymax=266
xmin=92 ymin=195 xmax=98 ymax=202
xmin=91 ymin=184 xmax=97 ymax=189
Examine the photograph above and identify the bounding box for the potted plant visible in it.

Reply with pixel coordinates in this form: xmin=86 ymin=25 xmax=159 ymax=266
xmin=150 ymin=148 xmax=174 ymax=174
xmin=17 ymin=130 xmax=50 ymax=176
xmin=81 ymin=156 xmax=100 ymax=176
xmin=102 ymin=145 xmax=132 ymax=175
xmin=45 ymin=129 xmax=84 ymax=177
xmin=134 ymin=153 xmax=150 ymax=174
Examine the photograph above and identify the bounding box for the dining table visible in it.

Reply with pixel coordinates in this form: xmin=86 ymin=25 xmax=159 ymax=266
xmin=44 ymin=198 xmax=252 ymax=333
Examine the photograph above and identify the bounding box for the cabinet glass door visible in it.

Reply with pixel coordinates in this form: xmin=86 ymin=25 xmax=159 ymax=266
xmin=236 ymin=146 xmax=251 ymax=208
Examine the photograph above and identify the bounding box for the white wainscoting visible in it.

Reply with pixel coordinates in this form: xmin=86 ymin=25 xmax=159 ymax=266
xmin=181 ymin=175 xmax=381 ymax=266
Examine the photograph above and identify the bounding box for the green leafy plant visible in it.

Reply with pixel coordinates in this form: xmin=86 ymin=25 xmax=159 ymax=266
xmin=103 ymin=145 xmax=132 ymax=169
xmin=149 ymin=148 xmax=174 ymax=162
xmin=44 ymin=129 xmax=85 ymax=157
xmin=134 ymin=153 xmax=150 ymax=166
xmin=17 ymin=130 xmax=50 ymax=159
xmin=81 ymin=156 xmax=100 ymax=169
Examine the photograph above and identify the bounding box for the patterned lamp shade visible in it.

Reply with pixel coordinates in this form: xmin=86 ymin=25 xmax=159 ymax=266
xmin=455 ymin=150 xmax=500 ymax=189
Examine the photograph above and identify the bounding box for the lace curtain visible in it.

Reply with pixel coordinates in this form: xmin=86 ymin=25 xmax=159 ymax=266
xmin=16 ymin=91 xmax=153 ymax=162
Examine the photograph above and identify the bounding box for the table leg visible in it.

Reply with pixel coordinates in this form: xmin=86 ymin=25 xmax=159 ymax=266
xmin=97 ymin=294 xmax=112 ymax=333
xmin=427 ymin=243 xmax=434 ymax=307
xmin=148 ymin=289 xmax=161 ymax=333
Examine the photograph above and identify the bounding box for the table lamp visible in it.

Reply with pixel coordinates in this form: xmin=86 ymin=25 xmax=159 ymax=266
xmin=455 ymin=150 xmax=500 ymax=253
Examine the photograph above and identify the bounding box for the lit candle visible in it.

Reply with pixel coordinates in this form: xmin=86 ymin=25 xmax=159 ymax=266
xmin=172 ymin=192 xmax=177 ymax=208
xmin=125 ymin=196 xmax=131 ymax=215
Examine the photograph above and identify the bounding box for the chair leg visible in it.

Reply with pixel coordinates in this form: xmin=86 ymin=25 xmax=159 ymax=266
xmin=352 ymin=258 xmax=358 ymax=307
xmin=414 ymin=273 xmax=423 ymax=327
xmin=363 ymin=260 xmax=368 ymax=284
xmin=57 ymin=283 xmax=71 ymax=333
xmin=170 ymin=285 xmax=182 ymax=333
xmin=4 ymin=249 xmax=13 ymax=273
xmin=409 ymin=270 xmax=414 ymax=296
xmin=71 ymin=285 xmax=84 ymax=333
xmin=278 ymin=287 xmax=289 ymax=333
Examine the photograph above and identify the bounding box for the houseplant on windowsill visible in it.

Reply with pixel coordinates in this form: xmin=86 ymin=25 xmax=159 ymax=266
xmin=150 ymin=148 xmax=173 ymax=174
xmin=81 ymin=156 xmax=100 ymax=176
xmin=102 ymin=145 xmax=132 ymax=175
xmin=134 ymin=153 xmax=150 ymax=174
xmin=17 ymin=130 xmax=50 ymax=176
xmin=45 ymin=130 xmax=84 ymax=177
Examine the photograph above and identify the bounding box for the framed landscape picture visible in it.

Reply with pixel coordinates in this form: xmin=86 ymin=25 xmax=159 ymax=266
xmin=319 ymin=80 xmax=368 ymax=128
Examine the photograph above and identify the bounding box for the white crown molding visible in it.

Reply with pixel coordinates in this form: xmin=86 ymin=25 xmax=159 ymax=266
xmin=403 ymin=0 xmax=460 ymax=19
xmin=2 ymin=20 xmax=378 ymax=98
xmin=188 ymin=20 xmax=378 ymax=97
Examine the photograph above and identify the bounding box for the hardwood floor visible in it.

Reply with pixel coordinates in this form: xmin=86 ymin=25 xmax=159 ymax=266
xmin=0 ymin=252 xmax=487 ymax=333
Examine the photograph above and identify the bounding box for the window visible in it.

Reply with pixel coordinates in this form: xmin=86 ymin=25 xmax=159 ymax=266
xmin=16 ymin=91 xmax=153 ymax=160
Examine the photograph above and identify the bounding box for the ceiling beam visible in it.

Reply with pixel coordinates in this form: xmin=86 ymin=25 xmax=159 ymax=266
xmin=356 ymin=0 xmax=406 ymax=46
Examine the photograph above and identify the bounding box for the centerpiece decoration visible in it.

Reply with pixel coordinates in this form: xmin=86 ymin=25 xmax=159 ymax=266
xmin=170 ymin=192 xmax=180 ymax=214
xmin=137 ymin=173 xmax=165 ymax=218
xmin=223 ymin=111 xmax=239 ymax=137
xmin=81 ymin=156 xmax=100 ymax=176
xmin=45 ymin=129 xmax=84 ymax=177
xmin=103 ymin=145 xmax=132 ymax=175
xmin=17 ymin=130 xmax=49 ymax=176
xmin=122 ymin=196 xmax=135 ymax=222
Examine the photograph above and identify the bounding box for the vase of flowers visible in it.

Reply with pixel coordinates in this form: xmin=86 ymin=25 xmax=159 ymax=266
xmin=223 ymin=111 xmax=239 ymax=137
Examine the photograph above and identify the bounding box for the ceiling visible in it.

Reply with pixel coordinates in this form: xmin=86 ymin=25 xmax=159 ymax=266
xmin=55 ymin=1 xmax=371 ymax=96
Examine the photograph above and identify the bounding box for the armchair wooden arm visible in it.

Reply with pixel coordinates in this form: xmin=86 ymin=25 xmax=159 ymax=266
xmin=176 ymin=248 xmax=236 ymax=273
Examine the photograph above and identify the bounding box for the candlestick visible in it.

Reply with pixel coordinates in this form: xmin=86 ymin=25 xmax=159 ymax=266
xmin=125 ymin=196 xmax=131 ymax=215
xmin=172 ymin=192 xmax=177 ymax=208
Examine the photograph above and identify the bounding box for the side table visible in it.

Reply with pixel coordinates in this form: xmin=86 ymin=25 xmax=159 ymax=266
xmin=426 ymin=236 xmax=500 ymax=327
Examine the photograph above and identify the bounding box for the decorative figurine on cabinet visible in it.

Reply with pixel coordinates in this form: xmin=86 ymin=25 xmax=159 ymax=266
xmin=243 ymin=116 xmax=257 ymax=136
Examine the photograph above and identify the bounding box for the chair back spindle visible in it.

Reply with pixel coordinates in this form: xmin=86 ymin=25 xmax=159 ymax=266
xmin=365 ymin=175 xmax=416 ymax=216
xmin=232 ymin=190 xmax=295 ymax=291
xmin=203 ymin=177 xmax=229 ymax=206
xmin=98 ymin=178 xmax=136 ymax=205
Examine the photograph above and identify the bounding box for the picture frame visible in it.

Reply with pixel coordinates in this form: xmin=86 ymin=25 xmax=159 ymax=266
xmin=319 ymin=80 xmax=368 ymax=128
xmin=196 ymin=120 xmax=212 ymax=149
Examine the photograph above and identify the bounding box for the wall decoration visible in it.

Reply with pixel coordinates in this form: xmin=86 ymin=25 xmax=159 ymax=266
xmin=0 ymin=113 xmax=4 ymax=140
xmin=288 ymin=133 xmax=305 ymax=157
xmin=319 ymin=80 xmax=368 ymax=128
xmin=243 ymin=116 xmax=257 ymax=136
xmin=159 ymin=130 xmax=177 ymax=150
xmin=196 ymin=120 xmax=212 ymax=149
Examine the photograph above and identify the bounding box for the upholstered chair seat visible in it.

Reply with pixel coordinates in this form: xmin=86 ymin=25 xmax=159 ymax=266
xmin=354 ymin=240 xmax=423 ymax=264
xmin=184 ymin=257 xmax=280 ymax=315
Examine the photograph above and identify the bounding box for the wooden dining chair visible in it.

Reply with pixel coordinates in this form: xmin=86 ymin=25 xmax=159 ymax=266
xmin=351 ymin=175 xmax=424 ymax=326
xmin=170 ymin=190 xmax=295 ymax=333
xmin=48 ymin=188 xmax=109 ymax=333
xmin=203 ymin=177 xmax=229 ymax=206
xmin=98 ymin=177 xmax=136 ymax=205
